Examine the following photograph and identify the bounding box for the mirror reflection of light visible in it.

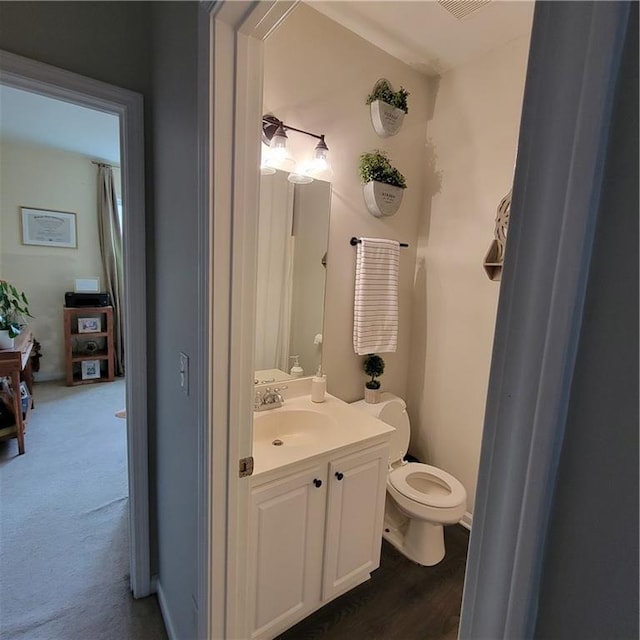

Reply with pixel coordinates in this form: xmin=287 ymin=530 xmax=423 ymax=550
xmin=269 ymin=145 xmax=289 ymax=161
xmin=288 ymin=161 xmax=314 ymax=184
xmin=264 ymin=144 xmax=295 ymax=172
xmin=308 ymin=158 xmax=333 ymax=181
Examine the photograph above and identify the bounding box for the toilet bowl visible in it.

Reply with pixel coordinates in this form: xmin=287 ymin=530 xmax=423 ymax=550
xmin=351 ymin=393 xmax=467 ymax=566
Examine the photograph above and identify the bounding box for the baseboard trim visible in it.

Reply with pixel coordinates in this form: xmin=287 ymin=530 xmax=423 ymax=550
xmin=460 ymin=511 xmax=473 ymax=531
xmin=33 ymin=371 xmax=64 ymax=383
xmin=156 ymin=580 xmax=178 ymax=640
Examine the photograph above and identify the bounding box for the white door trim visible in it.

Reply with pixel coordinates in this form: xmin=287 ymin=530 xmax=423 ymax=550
xmin=0 ymin=50 xmax=151 ymax=598
xmin=200 ymin=2 xmax=297 ymax=638
xmin=459 ymin=2 xmax=632 ymax=638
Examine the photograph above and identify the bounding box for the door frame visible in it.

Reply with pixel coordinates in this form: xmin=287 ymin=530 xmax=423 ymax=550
xmin=203 ymin=0 xmax=632 ymax=638
xmin=200 ymin=2 xmax=297 ymax=638
xmin=0 ymin=50 xmax=151 ymax=597
xmin=459 ymin=2 xmax=632 ymax=637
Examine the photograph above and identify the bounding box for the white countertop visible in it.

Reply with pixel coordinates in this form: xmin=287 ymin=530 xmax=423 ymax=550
xmin=252 ymin=393 xmax=395 ymax=477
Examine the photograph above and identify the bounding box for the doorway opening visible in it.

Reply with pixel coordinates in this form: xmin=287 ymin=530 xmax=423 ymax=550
xmin=202 ymin=1 xmax=545 ymax=638
xmin=0 ymin=50 xmax=153 ymax=638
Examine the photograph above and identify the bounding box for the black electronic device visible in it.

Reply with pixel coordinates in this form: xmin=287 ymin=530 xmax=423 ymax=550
xmin=64 ymin=292 xmax=111 ymax=308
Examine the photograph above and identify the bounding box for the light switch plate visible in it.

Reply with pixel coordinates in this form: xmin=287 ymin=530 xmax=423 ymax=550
xmin=179 ymin=352 xmax=189 ymax=395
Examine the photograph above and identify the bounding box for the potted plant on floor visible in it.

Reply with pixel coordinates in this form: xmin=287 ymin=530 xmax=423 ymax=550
xmin=358 ymin=150 xmax=407 ymax=217
xmin=363 ymin=354 xmax=385 ymax=404
xmin=366 ymin=78 xmax=410 ymax=137
xmin=0 ymin=280 xmax=32 ymax=349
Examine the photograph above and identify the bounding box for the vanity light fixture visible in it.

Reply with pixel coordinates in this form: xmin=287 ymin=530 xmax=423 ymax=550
xmin=270 ymin=122 xmax=288 ymax=149
xmin=259 ymin=143 xmax=276 ymax=175
xmin=261 ymin=114 xmax=332 ymax=183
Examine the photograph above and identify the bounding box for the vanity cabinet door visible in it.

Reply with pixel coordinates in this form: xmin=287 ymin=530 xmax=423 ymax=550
xmin=249 ymin=464 xmax=326 ymax=640
xmin=322 ymin=444 xmax=389 ymax=601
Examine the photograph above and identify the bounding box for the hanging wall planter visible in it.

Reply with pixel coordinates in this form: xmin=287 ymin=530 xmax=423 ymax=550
xmin=358 ymin=150 xmax=407 ymax=217
xmin=363 ymin=181 xmax=405 ymax=217
xmin=370 ymin=100 xmax=405 ymax=138
xmin=366 ymin=79 xmax=409 ymax=138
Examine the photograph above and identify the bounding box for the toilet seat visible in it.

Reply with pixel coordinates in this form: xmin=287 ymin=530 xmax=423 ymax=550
xmin=389 ymin=463 xmax=465 ymax=509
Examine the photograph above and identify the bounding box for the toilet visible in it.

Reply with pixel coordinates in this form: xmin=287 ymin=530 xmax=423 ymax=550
xmin=351 ymin=393 xmax=467 ymax=566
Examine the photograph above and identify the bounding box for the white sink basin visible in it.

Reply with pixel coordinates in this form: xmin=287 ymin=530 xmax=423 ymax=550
xmin=251 ymin=394 xmax=395 ymax=477
xmin=254 ymin=409 xmax=338 ymax=447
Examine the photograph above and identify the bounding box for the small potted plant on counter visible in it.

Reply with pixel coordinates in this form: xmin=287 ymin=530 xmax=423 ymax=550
xmin=358 ymin=150 xmax=407 ymax=217
xmin=0 ymin=280 xmax=32 ymax=350
xmin=363 ymin=353 xmax=385 ymax=404
xmin=366 ymin=78 xmax=410 ymax=137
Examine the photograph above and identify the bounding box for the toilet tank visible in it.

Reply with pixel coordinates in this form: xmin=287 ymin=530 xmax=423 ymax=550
xmin=350 ymin=392 xmax=410 ymax=464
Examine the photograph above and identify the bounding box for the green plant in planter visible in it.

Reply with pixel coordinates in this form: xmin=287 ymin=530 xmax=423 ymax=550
xmin=0 ymin=280 xmax=32 ymax=338
xmin=366 ymin=80 xmax=410 ymax=114
xmin=358 ymin=150 xmax=407 ymax=189
xmin=363 ymin=354 xmax=385 ymax=390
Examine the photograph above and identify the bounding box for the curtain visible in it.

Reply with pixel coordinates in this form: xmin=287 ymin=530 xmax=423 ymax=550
xmin=254 ymin=173 xmax=294 ymax=372
xmin=97 ymin=164 xmax=125 ymax=376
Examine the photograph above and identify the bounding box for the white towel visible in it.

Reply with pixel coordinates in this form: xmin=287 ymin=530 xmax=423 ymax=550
xmin=353 ymin=237 xmax=399 ymax=355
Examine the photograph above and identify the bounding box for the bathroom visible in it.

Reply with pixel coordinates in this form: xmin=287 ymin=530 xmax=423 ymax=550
xmin=258 ymin=2 xmax=531 ymax=537
xmin=248 ymin=1 xmax=533 ymax=638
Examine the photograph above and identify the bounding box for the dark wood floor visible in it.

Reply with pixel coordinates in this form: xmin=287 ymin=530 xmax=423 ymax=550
xmin=277 ymin=525 xmax=469 ymax=640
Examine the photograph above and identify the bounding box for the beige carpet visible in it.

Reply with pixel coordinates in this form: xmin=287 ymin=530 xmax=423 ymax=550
xmin=0 ymin=380 xmax=166 ymax=640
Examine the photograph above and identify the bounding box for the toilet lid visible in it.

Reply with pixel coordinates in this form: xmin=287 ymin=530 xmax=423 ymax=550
xmin=389 ymin=463 xmax=466 ymax=509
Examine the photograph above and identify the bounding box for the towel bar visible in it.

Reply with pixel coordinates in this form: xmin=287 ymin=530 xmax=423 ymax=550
xmin=350 ymin=236 xmax=408 ymax=247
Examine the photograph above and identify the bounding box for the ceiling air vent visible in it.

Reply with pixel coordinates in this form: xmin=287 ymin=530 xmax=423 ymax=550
xmin=438 ymin=0 xmax=492 ymax=20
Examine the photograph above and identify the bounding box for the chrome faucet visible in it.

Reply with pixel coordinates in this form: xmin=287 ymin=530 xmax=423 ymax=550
xmin=254 ymin=386 xmax=287 ymax=411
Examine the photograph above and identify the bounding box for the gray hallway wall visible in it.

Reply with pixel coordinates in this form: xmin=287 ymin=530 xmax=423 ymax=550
xmin=1 ymin=5 xmax=206 ymax=637
xmin=150 ymin=2 xmax=201 ymax=638
xmin=0 ymin=1 xmax=152 ymax=94
xmin=534 ymin=4 xmax=639 ymax=637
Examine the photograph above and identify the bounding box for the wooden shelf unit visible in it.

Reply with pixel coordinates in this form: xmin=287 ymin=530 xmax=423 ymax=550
xmin=64 ymin=306 xmax=115 ymax=386
xmin=0 ymin=327 xmax=35 ymax=455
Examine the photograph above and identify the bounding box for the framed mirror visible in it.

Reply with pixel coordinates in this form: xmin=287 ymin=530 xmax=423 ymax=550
xmin=254 ymin=169 xmax=331 ymax=384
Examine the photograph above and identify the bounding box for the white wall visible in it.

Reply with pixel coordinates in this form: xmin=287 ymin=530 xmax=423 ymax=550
xmin=0 ymin=140 xmax=106 ymax=379
xmin=407 ymin=35 xmax=530 ymax=514
xmin=264 ymin=3 xmax=431 ymax=402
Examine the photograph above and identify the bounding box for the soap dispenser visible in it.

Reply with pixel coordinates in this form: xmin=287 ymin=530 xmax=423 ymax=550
xmin=289 ymin=355 xmax=304 ymax=378
xmin=311 ymin=365 xmax=326 ymax=403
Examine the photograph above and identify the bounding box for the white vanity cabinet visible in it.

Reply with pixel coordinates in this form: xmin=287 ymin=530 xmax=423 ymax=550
xmin=322 ymin=445 xmax=389 ymax=601
xmin=248 ymin=441 xmax=389 ymax=640
xmin=249 ymin=463 xmax=326 ymax=640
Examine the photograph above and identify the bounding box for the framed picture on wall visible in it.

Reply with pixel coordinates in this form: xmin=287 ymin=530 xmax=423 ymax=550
xmin=81 ymin=360 xmax=101 ymax=380
xmin=21 ymin=207 xmax=77 ymax=248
